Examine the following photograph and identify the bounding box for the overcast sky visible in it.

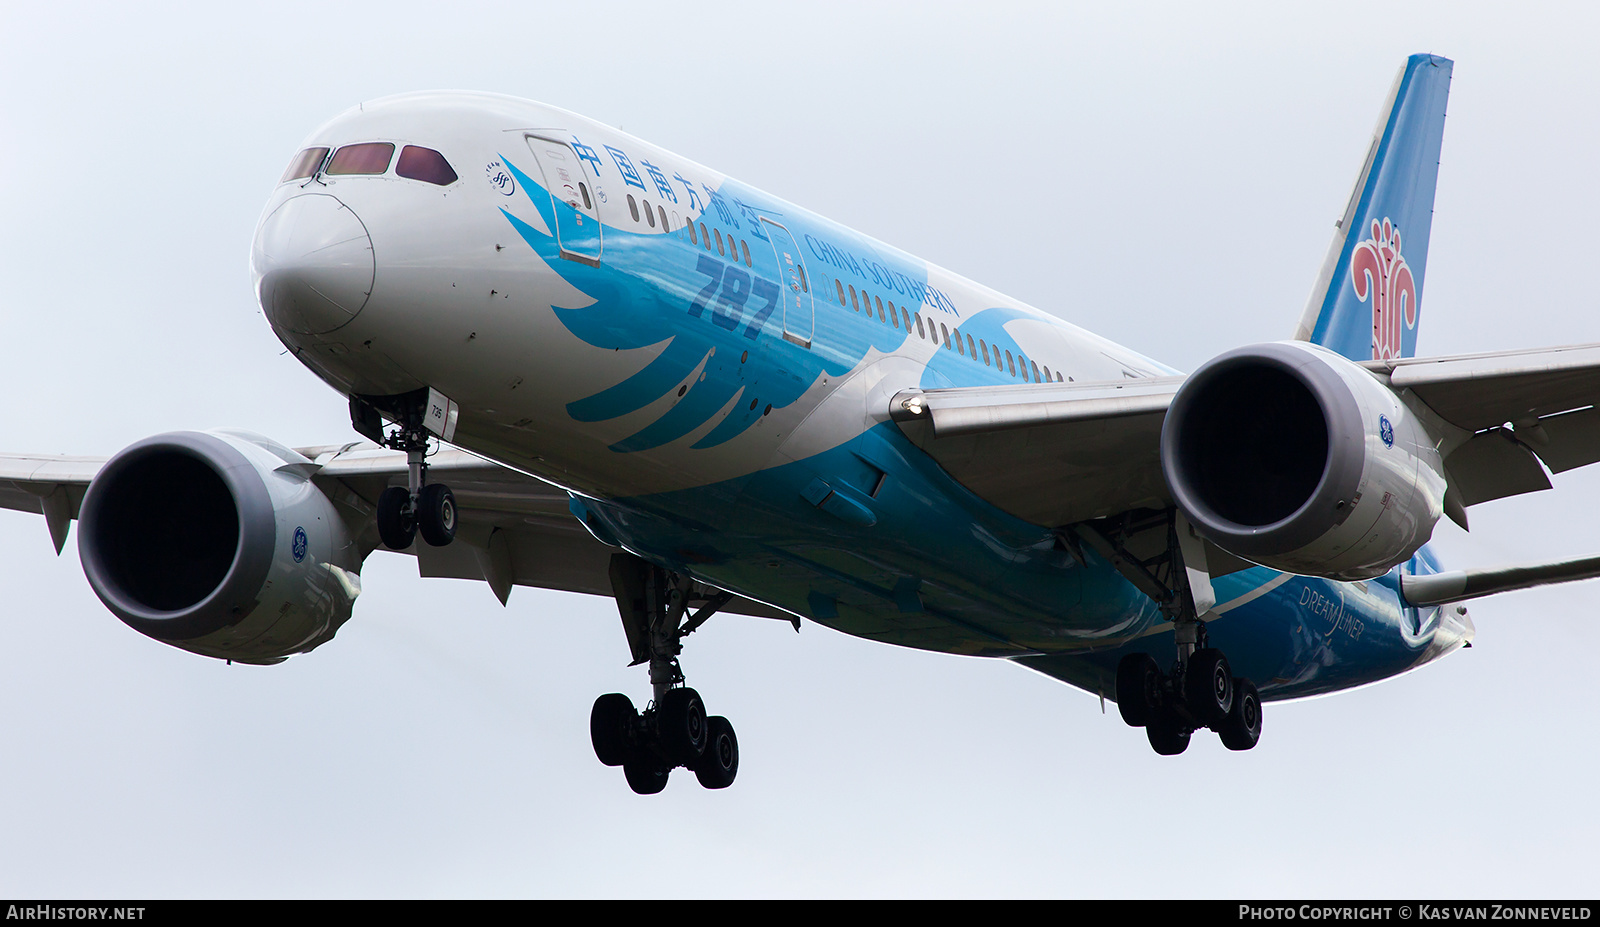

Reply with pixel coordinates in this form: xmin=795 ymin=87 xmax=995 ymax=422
xmin=3 ymin=0 xmax=1599 ymax=899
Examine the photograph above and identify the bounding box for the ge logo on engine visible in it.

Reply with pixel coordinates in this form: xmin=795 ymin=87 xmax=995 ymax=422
xmin=1379 ymin=415 xmax=1395 ymax=448
xmin=292 ymin=526 xmax=308 ymax=562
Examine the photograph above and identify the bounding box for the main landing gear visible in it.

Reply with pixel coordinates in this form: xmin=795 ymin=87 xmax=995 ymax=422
xmin=1069 ymin=509 xmax=1263 ymax=756
xmin=592 ymin=554 xmax=740 ymax=793
xmin=1113 ymin=626 xmax=1262 ymax=755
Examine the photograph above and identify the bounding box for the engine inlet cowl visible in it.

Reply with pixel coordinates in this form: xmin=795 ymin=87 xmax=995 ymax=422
xmin=1160 ymin=341 xmax=1445 ymax=580
xmin=78 ymin=430 xmax=362 ymax=663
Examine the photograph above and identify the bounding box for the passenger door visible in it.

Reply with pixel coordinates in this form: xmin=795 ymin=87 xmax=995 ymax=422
xmin=524 ymin=135 xmax=602 ymax=266
xmin=761 ymin=218 xmax=812 ymax=348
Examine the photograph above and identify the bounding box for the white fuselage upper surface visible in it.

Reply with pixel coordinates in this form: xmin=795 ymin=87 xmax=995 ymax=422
xmin=253 ymin=91 xmax=1173 ymax=502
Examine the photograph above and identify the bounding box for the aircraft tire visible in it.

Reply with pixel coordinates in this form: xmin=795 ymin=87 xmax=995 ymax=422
xmin=693 ymin=716 xmax=739 ymax=789
xmin=1218 ymin=678 xmax=1262 ymax=751
xmin=657 ymin=687 xmax=708 ymax=768
xmin=590 ymin=693 xmax=636 ymax=767
xmin=376 ymin=486 xmax=416 ymax=550
xmin=1146 ymin=714 xmax=1191 ymax=756
xmin=1185 ymin=648 xmax=1234 ymax=727
xmin=1115 ymin=653 xmax=1162 ymax=727
xmin=416 ymin=483 xmax=457 ymax=547
xmin=624 ymin=757 xmax=670 ymax=794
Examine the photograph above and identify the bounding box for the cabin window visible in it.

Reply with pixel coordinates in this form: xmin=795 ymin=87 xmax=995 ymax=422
xmin=628 ymin=195 xmax=640 ymax=222
xmin=915 ymin=314 xmax=926 ymax=339
xmin=835 ymin=280 xmax=846 ymax=305
xmin=688 ymin=219 xmax=698 ymax=244
xmin=1031 ymin=360 xmax=1042 ymax=382
xmin=644 ymin=200 xmax=656 ymax=227
xmin=659 ymin=205 xmax=670 ymax=230
xmin=967 ymin=334 xmax=977 ymax=358
xmin=875 ymin=296 xmax=885 ymax=323
xmin=326 ymin=142 xmax=395 ymax=175
xmin=700 ymin=223 xmax=711 ymax=249
xmin=980 ymin=340 xmax=990 ymax=366
xmin=901 ymin=307 xmax=912 ymax=331
xmin=798 ymin=265 xmax=809 ymax=292
xmin=1042 ymin=365 xmax=1051 ymax=381
xmin=1006 ymin=350 xmax=1016 ymax=375
xmin=849 ymin=286 xmax=859 ymax=311
xmin=281 ymin=147 xmax=330 ymax=182
xmin=741 ymin=240 xmax=752 ymax=267
xmin=396 ymin=146 xmax=458 ymax=185
xmin=715 ymin=228 xmax=725 ymax=256
xmin=887 ymin=301 xmax=899 ymax=329
xmin=941 ymin=323 xmax=952 ymax=349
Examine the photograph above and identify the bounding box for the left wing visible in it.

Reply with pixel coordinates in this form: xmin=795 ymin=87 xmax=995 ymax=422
xmin=0 ymin=442 xmax=791 ymax=621
xmin=0 ymin=454 xmax=104 ymax=554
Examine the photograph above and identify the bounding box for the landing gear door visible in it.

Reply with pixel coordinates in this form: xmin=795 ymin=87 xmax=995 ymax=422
xmin=524 ymin=135 xmax=602 ymax=266
xmin=761 ymin=218 xmax=812 ymax=348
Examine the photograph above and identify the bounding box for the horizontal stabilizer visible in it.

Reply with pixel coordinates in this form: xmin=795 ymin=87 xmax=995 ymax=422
xmin=1402 ymin=553 xmax=1600 ymax=607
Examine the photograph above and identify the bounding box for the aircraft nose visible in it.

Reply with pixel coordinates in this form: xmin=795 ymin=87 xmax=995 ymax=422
xmin=252 ymin=193 xmax=374 ymax=335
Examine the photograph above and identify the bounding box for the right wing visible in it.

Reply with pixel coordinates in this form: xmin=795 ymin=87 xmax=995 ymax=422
xmin=891 ymin=340 xmax=1600 ymax=528
xmin=1361 ymin=342 xmax=1600 ymax=506
xmin=888 ymin=376 xmax=1182 ymax=527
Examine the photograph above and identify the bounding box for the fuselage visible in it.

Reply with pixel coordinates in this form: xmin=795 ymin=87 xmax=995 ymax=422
xmin=251 ymin=91 xmax=1473 ymax=700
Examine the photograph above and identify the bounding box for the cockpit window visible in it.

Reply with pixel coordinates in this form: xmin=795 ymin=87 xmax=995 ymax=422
xmin=280 ymin=147 xmax=330 ymax=183
xmin=326 ymin=142 xmax=396 ymax=175
xmin=396 ymin=145 xmax=459 ymax=185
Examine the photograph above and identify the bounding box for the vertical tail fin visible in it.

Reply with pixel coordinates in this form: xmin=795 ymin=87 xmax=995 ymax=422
xmin=1293 ymin=54 xmax=1453 ymax=361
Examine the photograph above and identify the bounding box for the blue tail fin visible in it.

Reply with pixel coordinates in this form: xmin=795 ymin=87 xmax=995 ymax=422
xmin=1294 ymin=54 xmax=1452 ymax=361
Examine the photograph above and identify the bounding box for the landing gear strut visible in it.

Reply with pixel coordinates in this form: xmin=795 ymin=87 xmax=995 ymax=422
xmin=1074 ymin=508 xmax=1264 ymax=755
xmin=591 ymin=554 xmax=739 ymax=793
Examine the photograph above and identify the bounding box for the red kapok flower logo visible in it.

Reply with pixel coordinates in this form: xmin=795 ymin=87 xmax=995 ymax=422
xmin=1350 ymin=217 xmax=1418 ymax=361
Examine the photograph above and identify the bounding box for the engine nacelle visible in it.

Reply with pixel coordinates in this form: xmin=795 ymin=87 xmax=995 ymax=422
xmin=1161 ymin=341 xmax=1447 ymax=581
xmin=77 ymin=430 xmax=364 ymax=664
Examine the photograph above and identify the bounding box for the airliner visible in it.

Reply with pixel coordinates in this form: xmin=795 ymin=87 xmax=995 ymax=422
xmin=6 ymin=53 xmax=1599 ymax=793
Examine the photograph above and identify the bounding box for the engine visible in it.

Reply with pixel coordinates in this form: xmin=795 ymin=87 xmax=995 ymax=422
xmin=1161 ymin=341 xmax=1447 ymax=581
xmin=77 ymin=430 xmax=364 ymax=664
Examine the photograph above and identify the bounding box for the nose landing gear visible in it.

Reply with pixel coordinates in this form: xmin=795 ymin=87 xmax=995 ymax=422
xmin=353 ymin=391 xmax=457 ymax=550
xmin=374 ymin=456 xmax=456 ymax=550
xmin=592 ymin=554 xmax=741 ymax=794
